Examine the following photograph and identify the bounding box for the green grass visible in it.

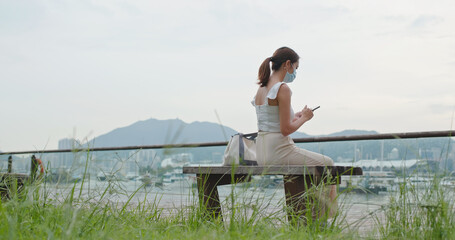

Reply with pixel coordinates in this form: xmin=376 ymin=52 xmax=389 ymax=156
xmin=3 ymin=169 xmax=455 ymax=239
xmin=2 ymin=150 xmax=455 ymax=239
xmin=0 ymin=183 xmax=356 ymax=239
xmin=371 ymin=174 xmax=455 ymax=239
xmin=0 ymin=169 xmax=361 ymax=240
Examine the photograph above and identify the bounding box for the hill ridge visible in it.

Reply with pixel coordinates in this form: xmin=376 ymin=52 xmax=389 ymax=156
xmin=81 ymin=118 xmax=377 ymax=148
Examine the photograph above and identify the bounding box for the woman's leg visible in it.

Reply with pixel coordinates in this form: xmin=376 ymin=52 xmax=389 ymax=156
xmin=278 ymin=144 xmax=338 ymax=218
xmin=260 ymin=133 xmax=338 ymax=217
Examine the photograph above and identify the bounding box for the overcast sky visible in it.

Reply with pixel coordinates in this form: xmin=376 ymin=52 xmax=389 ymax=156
xmin=1 ymin=0 xmax=454 ymax=151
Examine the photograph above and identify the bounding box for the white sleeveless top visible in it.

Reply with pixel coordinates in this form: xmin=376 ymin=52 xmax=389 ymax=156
xmin=252 ymin=82 xmax=294 ymax=132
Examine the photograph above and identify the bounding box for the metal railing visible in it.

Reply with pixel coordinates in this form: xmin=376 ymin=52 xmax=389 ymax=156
xmin=1 ymin=130 xmax=454 ymax=155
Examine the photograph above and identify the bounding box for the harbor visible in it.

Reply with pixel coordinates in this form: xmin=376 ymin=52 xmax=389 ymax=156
xmin=1 ymin=130 xmax=454 ymax=238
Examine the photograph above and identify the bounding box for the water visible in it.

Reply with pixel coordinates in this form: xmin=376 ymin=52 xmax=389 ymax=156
xmin=40 ymin=177 xmax=390 ymax=232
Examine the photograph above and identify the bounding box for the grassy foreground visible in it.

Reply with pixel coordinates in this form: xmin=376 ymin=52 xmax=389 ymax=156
xmin=1 ymin=173 xmax=455 ymax=239
xmin=0 ymin=188 xmax=352 ymax=239
xmin=0 ymin=183 xmax=356 ymax=240
xmin=374 ymin=174 xmax=455 ymax=239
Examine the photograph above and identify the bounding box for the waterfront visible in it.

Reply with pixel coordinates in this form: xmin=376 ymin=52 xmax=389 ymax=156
xmin=2 ymin=164 xmax=455 ymax=238
xmin=40 ymin=175 xmax=390 ymax=230
xmin=1 ymin=131 xmax=454 ymax=238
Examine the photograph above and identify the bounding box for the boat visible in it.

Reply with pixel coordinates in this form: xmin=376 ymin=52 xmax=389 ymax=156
xmin=126 ymin=172 xmax=139 ymax=181
xmin=441 ymin=177 xmax=455 ymax=188
xmin=138 ymin=172 xmax=153 ymax=187
xmin=395 ymin=175 xmax=433 ymax=189
xmin=338 ymin=171 xmax=395 ymax=194
xmin=96 ymin=171 xmax=123 ymax=181
xmin=46 ymin=169 xmax=82 ymax=183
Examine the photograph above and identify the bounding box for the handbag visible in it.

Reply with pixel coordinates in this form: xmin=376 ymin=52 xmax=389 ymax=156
xmin=223 ymin=132 xmax=258 ymax=166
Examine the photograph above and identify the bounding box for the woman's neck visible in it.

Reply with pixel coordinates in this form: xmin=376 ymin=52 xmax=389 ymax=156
xmin=269 ymin=69 xmax=286 ymax=84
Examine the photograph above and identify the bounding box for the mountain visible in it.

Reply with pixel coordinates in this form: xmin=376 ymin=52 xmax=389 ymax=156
xmin=88 ymin=118 xmax=239 ymax=148
xmin=62 ymin=118 xmax=453 ymax=169
xmin=290 ymin=131 xmax=311 ymax=138
xmin=328 ymin=129 xmax=379 ymax=136
xmin=85 ymin=118 xmax=379 ymax=148
xmin=81 ymin=118 xmax=319 ymax=162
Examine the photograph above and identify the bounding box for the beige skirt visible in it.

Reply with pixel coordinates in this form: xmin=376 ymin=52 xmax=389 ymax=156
xmin=256 ymin=131 xmax=337 ymax=218
xmin=256 ymin=132 xmax=334 ymax=166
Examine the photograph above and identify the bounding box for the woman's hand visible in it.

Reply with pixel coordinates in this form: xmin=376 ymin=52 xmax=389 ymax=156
xmin=300 ymin=105 xmax=314 ymax=122
xmin=292 ymin=111 xmax=303 ymax=122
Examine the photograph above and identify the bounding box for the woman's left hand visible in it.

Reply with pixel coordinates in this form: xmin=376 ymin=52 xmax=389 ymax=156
xmin=301 ymin=105 xmax=314 ymax=122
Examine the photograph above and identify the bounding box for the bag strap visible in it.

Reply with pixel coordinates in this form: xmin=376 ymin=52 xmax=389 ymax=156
xmin=238 ymin=133 xmax=245 ymax=162
xmin=243 ymin=132 xmax=258 ymax=140
xmin=242 ymin=159 xmax=258 ymax=166
xmin=238 ymin=133 xmax=258 ymax=166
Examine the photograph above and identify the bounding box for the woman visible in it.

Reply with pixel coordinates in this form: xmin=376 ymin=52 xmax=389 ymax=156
xmin=252 ymin=46 xmax=337 ymax=217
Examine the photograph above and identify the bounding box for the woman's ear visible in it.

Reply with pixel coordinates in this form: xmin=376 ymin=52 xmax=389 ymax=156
xmin=285 ymin=60 xmax=291 ymax=71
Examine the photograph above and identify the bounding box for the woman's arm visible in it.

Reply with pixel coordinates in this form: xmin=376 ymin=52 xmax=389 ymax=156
xmin=277 ymin=84 xmax=313 ymax=136
xmin=292 ymin=111 xmax=303 ymax=122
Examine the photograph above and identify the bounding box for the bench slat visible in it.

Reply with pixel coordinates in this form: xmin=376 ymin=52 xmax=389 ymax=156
xmin=0 ymin=173 xmax=30 ymax=180
xmin=183 ymin=165 xmax=362 ymax=176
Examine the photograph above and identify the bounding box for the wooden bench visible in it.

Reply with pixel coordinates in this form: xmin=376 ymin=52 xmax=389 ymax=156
xmin=183 ymin=165 xmax=363 ymax=221
xmin=0 ymin=173 xmax=30 ymax=199
xmin=1 ymin=155 xmax=41 ymax=200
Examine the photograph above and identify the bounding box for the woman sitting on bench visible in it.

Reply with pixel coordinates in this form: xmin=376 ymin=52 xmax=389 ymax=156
xmin=252 ymin=46 xmax=337 ymax=217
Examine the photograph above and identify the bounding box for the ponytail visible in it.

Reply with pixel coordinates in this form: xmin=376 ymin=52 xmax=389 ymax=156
xmin=258 ymin=57 xmax=272 ymax=87
xmin=257 ymin=47 xmax=299 ymax=87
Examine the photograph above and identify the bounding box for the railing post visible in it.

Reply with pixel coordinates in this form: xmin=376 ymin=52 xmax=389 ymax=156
xmin=30 ymin=155 xmax=38 ymax=181
xmin=8 ymin=156 xmax=13 ymax=173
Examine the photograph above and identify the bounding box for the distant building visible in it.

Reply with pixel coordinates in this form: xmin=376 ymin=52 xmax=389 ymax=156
xmin=388 ymin=148 xmax=399 ymax=160
xmin=161 ymin=153 xmax=192 ymax=168
xmin=58 ymin=138 xmax=81 ymax=150
xmin=125 ymin=149 xmax=160 ymax=173
xmin=55 ymin=138 xmax=82 ymax=169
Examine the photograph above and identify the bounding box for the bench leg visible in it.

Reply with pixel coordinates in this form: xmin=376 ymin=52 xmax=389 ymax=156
xmin=284 ymin=175 xmax=320 ymax=224
xmin=196 ymin=174 xmax=222 ymax=220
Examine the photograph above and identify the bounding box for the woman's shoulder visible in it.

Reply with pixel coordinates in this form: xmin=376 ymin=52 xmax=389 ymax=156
xmin=268 ymin=82 xmax=290 ymax=99
xmin=277 ymin=82 xmax=290 ymax=91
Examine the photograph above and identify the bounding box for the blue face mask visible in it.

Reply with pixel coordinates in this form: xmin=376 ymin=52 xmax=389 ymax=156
xmin=283 ymin=68 xmax=297 ymax=83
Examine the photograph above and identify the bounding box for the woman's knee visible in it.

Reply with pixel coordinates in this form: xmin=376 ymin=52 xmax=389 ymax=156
xmin=323 ymin=156 xmax=334 ymax=166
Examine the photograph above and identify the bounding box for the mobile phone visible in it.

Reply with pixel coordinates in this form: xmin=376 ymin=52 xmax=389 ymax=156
xmin=312 ymin=106 xmax=320 ymax=111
